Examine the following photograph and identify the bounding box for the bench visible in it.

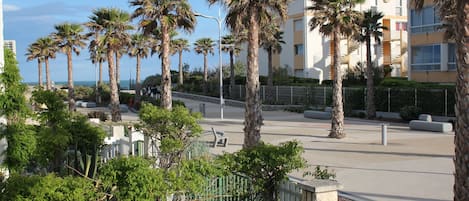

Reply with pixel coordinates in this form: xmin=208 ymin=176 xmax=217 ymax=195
xmin=409 ymin=114 xmax=453 ymax=133
xmin=304 ymin=107 xmax=332 ymax=120
xmin=211 ymin=127 xmax=228 ymax=147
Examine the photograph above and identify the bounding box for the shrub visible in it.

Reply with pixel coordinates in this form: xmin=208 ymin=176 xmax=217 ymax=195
xmin=119 ymin=92 xmax=134 ymax=105
xmin=303 ymin=166 xmax=336 ymax=180
xmin=87 ymin=111 xmax=108 ymax=122
xmin=399 ymin=105 xmax=421 ymax=121
xmin=74 ymin=86 xmax=94 ymax=101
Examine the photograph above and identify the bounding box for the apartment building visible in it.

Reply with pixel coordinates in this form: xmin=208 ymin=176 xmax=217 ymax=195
xmin=408 ymin=1 xmax=455 ymax=83
xmin=237 ymin=0 xmax=408 ymax=82
xmin=4 ymin=40 xmax=15 ymax=55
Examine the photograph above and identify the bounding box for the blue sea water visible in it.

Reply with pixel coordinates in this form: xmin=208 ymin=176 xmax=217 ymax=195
xmin=24 ymin=80 xmax=135 ymax=90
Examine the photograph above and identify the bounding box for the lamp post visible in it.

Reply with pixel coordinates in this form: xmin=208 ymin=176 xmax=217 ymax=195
xmin=195 ymin=11 xmax=224 ymax=120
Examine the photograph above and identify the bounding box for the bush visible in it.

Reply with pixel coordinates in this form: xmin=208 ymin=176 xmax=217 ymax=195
xmin=399 ymin=105 xmax=421 ymax=121
xmin=379 ymin=78 xmax=421 ymax=88
xmin=303 ymin=166 xmax=336 ymax=180
xmin=75 ymin=86 xmax=94 ymax=101
xmin=119 ymin=92 xmax=134 ymax=105
xmin=87 ymin=111 xmax=108 ymax=122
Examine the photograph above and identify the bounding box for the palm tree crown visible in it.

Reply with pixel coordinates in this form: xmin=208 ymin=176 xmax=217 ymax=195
xmin=222 ymin=34 xmax=242 ymax=86
xmin=34 ymin=37 xmax=57 ymax=90
xmin=25 ymin=44 xmax=43 ymax=88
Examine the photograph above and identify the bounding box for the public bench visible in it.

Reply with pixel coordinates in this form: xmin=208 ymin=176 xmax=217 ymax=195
xmin=304 ymin=107 xmax=332 ymax=120
xmin=211 ymin=127 xmax=228 ymax=147
xmin=409 ymin=114 xmax=453 ymax=133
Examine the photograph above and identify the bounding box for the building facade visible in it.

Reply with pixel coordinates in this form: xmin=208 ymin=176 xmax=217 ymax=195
xmin=408 ymin=0 xmax=455 ymax=83
xmin=237 ymin=0 xmax=408 ymax=82
xmin=4 ymin=40 xmax=15 ymax=55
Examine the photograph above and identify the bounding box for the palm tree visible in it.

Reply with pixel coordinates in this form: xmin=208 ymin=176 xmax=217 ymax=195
xmin=411 ymin=0 xmax=469 ymax=199
xmin=358 ymin=10 xmax=386 ymax=119
xmin=308 ymin=0 xmax=364 ymax=139
xmin=222 ymin=34 xmax=242 ymax=87
xmin=35 ymin=37 xmax=57 ymax=91
xmin=128 ymin=34 xmax=151 ymax=104
xmin=171 ymin=38 xmax=190 ymax=86
xmin=209 ymin=0 xmax=291 ymax=149
xmin=260 ymin=24 xmax=285 ymax=87
xmin=130 ymin=0 xmax=196 ymax=110
xmin=52 ymin=23 xmax=88 ymax=111
xmin=96 ymin=8 xmax=133 ymax=122
xmin=25 ymin=44 xmax=43 ymax=88
xmin=194 ymin=38 xmax=215 ymax=93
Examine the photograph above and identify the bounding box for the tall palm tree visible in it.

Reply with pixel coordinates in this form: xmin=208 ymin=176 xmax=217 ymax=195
xmin=52 ymin=23 xmax=88 ymax=111
xmin=96 ymin=8 xmax=133 ymax=122
xmin=209 ymin=0 xmax=291 ymax=149
xmin=411 ymin=0 xmax=469 ymax=198
xmin=261 ymin=24 xmax=285 ymax=87
xmin=222 ymin=34 xmax=242 ymax=86
xmin=358 ymin=10 xmax=386 ymax=119
xmin=35 ymin=37 xmax=57 ymax=91
xmin=86 ymin=8 xmax=107 ymax=86
xmin=25 ymin=44 xmax=43 ymax=88
xmin=194 ymin=38 xmax=215 ymax=93
xmin=130 ymin=0 xmax=196 ymax=110
xmin=128 ymin=34 xmax=151 ymax=104
xmin=171 ymin=38 xmax=190 ymax=86
xmin=308 ymin=0 xmax=364 ymax=139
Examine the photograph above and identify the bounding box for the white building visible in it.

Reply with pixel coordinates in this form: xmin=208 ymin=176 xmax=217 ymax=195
xmin=237 ymin=0 xmax=408 ymax=82
xmin=4 ymin=40 xmax=15 ymax=55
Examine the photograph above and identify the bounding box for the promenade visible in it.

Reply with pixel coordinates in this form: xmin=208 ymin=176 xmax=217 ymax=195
xmin=78 ymin=96 xmax=454 ymax=201
xmin=179 ymin=97 xmax=454 ymax=201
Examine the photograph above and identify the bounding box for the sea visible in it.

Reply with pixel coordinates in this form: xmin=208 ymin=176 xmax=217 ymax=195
xmin=24 ymin=80 xmax=135 ymax=90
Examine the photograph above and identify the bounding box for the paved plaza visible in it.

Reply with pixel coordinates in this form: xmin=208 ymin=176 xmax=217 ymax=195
xmin=180 ymin=97 xmax=454 ymax=201
xmin=79 ymin=96 xmax=454 ymax=201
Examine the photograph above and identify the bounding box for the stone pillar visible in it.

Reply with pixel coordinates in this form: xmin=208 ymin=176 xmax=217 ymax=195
xmin=298 ymin=180 xmax=342 ymax=201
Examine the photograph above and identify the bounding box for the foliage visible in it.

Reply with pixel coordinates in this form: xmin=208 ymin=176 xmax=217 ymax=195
xmin=137 ymin=103 xmax=202 ymax=168
xmin=399 ymin=105 xmax=421 ymax=121
xmin=344 ymin=62 xmax=366 ymax=86
xmin=119 ymin=92 xmax=134 ymax=104
xmin=0 ymin=48 xmax=31 ymax=123
xmin=303 ymin=166 xmax=336 ymax=180
xmin=99 ymin=157 xmax=167 ymax=201
xmin=218 ymin=141 xmax=306 ymax=201
xmin=87 ymin=111 xmax=108 ymax=122
xmin=379 ymin=78 xmax=422 ymax=88
xmin=0 ymin=174 xmax=99 ymax=201
xmin=74 ymin=86 xmax=94 ymax=101
xmin=142 ymin=75 xmax=161 ymax=88
xmin=1 ymin=124 xmax=37 ymax=173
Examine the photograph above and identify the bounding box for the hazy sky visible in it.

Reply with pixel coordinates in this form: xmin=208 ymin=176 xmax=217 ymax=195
xmin=4 ymin=0 xmax=230 ymax=83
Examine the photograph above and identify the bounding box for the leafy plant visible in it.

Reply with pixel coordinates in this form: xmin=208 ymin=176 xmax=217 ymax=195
xmin=218 ymin=141 xmax=306 ymax=201
xmin=303 ymin=166 xmax=336 ymax=180
xmin=87 ymin=111 xmax=108 ymax=122
xmin=400 ymin=105 xmax=421 ymax=121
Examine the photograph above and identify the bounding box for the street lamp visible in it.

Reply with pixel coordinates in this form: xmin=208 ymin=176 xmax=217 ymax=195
xmin=195 ymin=11 xmax=224 ymax=120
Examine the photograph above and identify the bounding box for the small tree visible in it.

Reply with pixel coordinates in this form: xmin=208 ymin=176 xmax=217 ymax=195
xmin=218 ymin=141 xmax=306 ymax=201
xmin=137 ymin=103 xmax=202 ymax=169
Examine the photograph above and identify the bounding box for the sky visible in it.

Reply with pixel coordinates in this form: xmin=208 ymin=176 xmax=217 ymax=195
xmin=3 ymin=0 xmax=230 ymax=83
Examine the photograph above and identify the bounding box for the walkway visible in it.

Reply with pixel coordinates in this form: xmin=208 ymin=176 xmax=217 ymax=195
xmin=179 ymin=97 xmax=454 ymax=201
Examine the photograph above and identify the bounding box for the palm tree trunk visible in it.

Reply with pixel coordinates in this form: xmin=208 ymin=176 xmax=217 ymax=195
xmin=135 ymin=55 xmax=142 ymax=104
xmin=37 ymin=59 xmax=43 ymax=88
xmin=244 ymin=9 xmax=262 ymax=148
xmin=115 ymin=52 xmax=121 ymax=90
xmin=365 ymin=36 xmax=376 ymax=119
xmin=178 ymin=51 xmax=183 ymax=86
xmin=99 ymin=61 xmax=103 ymax=85
xmin=329 ymin=30 xmax=345 ymax=139
xmin=267 ymin=47 xmax=274 ymax=87
xmin=160 ymin=25 xmax=172 ymax=110
xmin=67 ymin=50 xmax=75 ymax=111
xmin=108 ymin=49 xmax=121 ymax=122
xmin=230 ymin=50 xmax=235 ymax=86
xmin=45 ymin=57 xmax=51 ymax=90
xmin=203 ymin=53 xmax=208 ymax=94
xmin=453 ymin=2 xmax=469 ymax=199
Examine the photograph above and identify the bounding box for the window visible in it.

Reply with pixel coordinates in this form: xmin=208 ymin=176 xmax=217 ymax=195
xmin=395 ymin=22 xmax=407 ymax=31
xmin=294 ymin=44 xmax=304 ymax=55
xmin=411 ymin=44 xmax=440 ymax=71
xmin=448 ymin=43 xmax=456 ymax=71
xmin=411 ymin=7 xmax=441 ymax=33
xmin=294 ymin=19 xmax=303 ymax=31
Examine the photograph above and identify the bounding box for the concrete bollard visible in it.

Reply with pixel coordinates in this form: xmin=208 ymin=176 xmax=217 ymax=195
xmin=199 ymin=103 xmax=206 ymax=117
xmin=381 ymin=123 xmax=388 ymax=146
